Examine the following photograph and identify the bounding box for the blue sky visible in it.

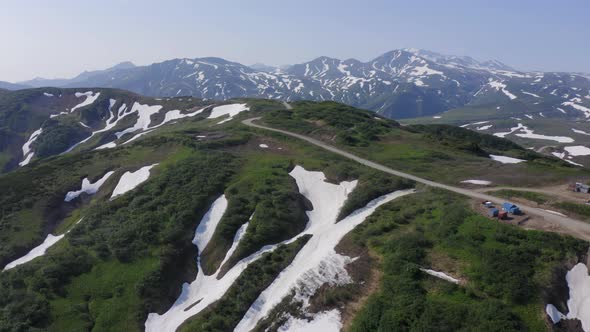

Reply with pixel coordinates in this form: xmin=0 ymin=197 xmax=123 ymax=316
xmin=1 ymin=0 xmax=588 ymax=81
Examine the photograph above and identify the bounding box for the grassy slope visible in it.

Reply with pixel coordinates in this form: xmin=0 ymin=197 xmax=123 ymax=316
xmin=348 ymin=189 xmax=587 ymax=331
xmin=0 ymin=87 xmax=212 ymax=173
xmin=403 ymin=104 xmax=590 ymax=155
xmin=0 ymin=101 xmax=412 ymax=331
xmin=0 ymin=144 xmax=237 ymax=331
xmin=1 ymin=98 xmax=588 ymax=331
xmin=261 ymin=101 xmax=590 ymax=187
xmin=489 ymin=189 xmax=550 ymax=205
xmin=0 ymin=139 xmax=188 ymax=268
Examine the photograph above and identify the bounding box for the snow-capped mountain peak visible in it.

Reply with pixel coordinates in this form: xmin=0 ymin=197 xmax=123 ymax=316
xmin=12 ymin=49 xmax=590 ymax=120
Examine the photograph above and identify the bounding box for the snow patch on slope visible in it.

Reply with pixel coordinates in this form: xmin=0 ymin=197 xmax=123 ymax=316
xmin=3 ymin=218 xmax=83 ymax=271
xmin=564 ymin=146 xmax=590 ymax=156
xmin=476 ymin=124 xmax=493 ymax=130
xmin=488 ymin=80 xmax=517 ymax=100
xmin=95 ymin=142 xmax=117 ymax=150
xmin=521 ymin=91 xmax=541 ymax=98
xmin=460 ymin=120 xmax=489 ymax=128
xmin=489 ymin=154 xmax=526 ymax=164
xmin=207 ymin=103 xmax=249 ymax=124
xmin=461 ymin=179 xmax=492 ymax=185
xmin=494 ymin=123 xmax=574 ymax=143
xmin=3 ymin=234 xmax=65 ymax=271
xmin=546 ymin=304 xmax=566 ymax=324
xmin=71 ymin=91 xmax=100 ymax=112
xmin=193 ymin=195 xmax=228 ymax=252
xmin=573 ymin=128 xmax=590 ymax=136
xmin=111 ymin=164 xmax=158 ymax=198
xmin=64 ymin=171 xmax=115 ymax=202
xmin=64 ymin=100 xmax=124 ymax=152
xmin=563 ymin=101 xmax=590 ymax=118
xmin=115 ymin=102 xmax=163 ymax=138
xmin=420 ymin=268 xmax=459 ymax=284
xmin=19 ymin=127 xmax=43 ymax=166
xmin=548 ymin=263 xmax=590 ymax=331
xmin=278 ymin=309 xmax=343 ymax=332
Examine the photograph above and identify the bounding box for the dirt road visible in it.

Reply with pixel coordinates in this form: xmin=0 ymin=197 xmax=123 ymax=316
xmin=243 ymin=117 xmax=590 ymax=241
xmin=476 ymin=186 xmax=589 ymax=204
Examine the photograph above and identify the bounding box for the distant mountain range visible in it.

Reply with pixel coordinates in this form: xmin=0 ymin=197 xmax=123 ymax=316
xmin=6 ymin=49 xmax=590 ymax=119
xmin=0 ymin=81 xmax=30 ymax=90
xmin=19 ymin=61 xmax=136 ymax=89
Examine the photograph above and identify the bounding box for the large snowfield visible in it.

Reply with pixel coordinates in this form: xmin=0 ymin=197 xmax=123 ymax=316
xmin=145 ymin=165 xmax=414 ymax=332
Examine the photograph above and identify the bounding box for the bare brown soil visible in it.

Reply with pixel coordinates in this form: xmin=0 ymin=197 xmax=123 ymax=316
xmin=334 ymin=236 xmax=383 ymax=332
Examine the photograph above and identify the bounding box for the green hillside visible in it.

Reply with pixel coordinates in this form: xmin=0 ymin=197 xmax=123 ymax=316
xmin=0 ymin=92 xmax=586 ymax=331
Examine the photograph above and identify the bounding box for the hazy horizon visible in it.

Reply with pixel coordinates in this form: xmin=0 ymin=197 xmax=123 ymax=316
xmin=2 ymin=0 xmax=589 ymax=82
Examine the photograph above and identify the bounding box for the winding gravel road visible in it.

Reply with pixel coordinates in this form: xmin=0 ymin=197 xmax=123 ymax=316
xmin=243 ymin=117 xmax=590 ymax=241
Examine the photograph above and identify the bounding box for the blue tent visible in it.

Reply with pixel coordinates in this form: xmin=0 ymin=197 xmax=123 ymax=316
xmin=502 ymin=202 xmax=520 ymax=214
xmin=489 ymin=208 xmax=499 ymax=217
